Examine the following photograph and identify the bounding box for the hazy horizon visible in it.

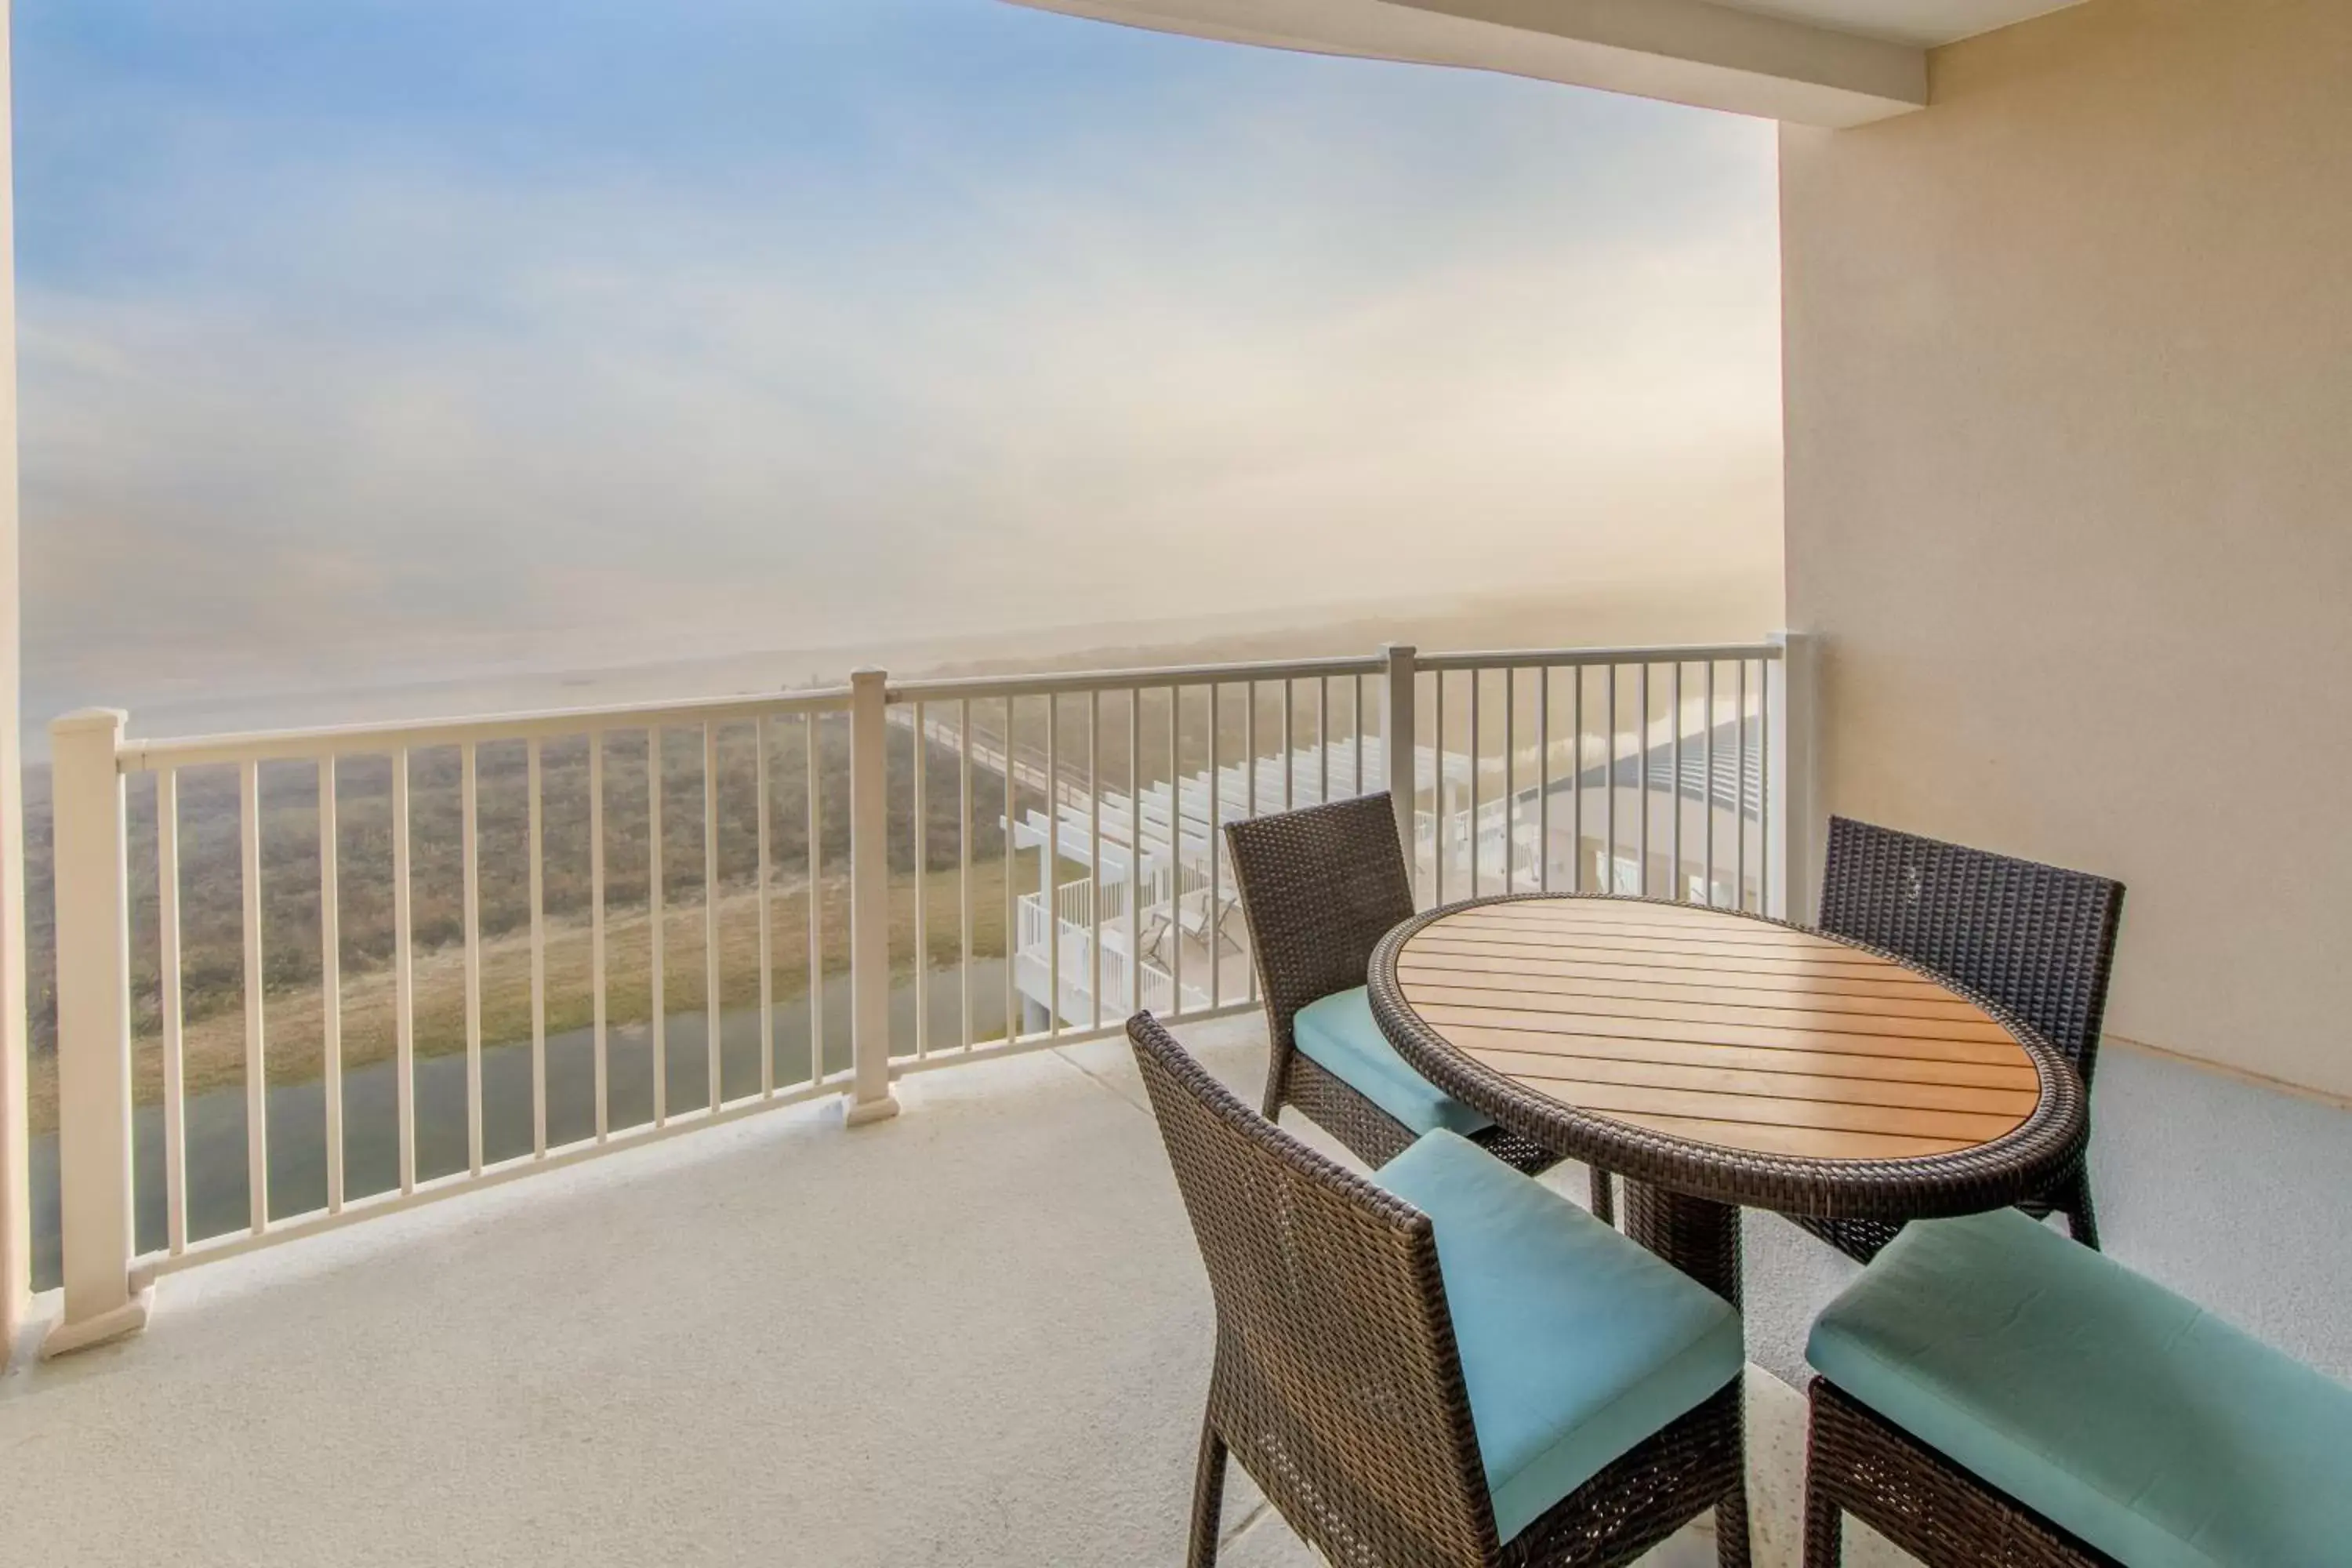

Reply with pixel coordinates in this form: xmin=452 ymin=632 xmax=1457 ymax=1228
xmin=17 ymin=0 xmax=1782 ymax=737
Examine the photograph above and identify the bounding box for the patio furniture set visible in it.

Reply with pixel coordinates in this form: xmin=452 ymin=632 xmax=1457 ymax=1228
xmin=1131 ymin=797 xmax=2352 ymax=1566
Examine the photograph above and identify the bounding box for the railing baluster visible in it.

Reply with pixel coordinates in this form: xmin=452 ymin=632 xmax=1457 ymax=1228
xmin=913 ymin=702 xmax=929 ymax=1060
xmin=1242 ymin=681 xmax=1261 ymax=1006
xmin=1046 ymin=692 xmax=1060 ymax=1037
xmin=1637 ymin=664 xmax=1651 ymax=898
xmin=528 ymin=739 xmax=546 ymax=1153
xmin=1421 ymin=677 xmax=1439 ymax=907
xmin=239 ymin=760 xmax=268 ymax=1232
xmin=1504 ymin=670 xmax=1517 ymax=890
xmin=1381 ymin=648 xmax=1416 ymax=903
xmin=1704 ymin=662 xmax=1719 ymax=908
xmin=1604 ymin=667 xmax=1620 ymax=897
xmin=1358 ymin=674 xmax=1370 ymax=799
xmin=1570 ymin=669 xmax=1585 ymax=893
xmin=1537 ymin=670 xmax=1552 ymax=892
xmin=1002 ymin=697 xmax=1017 ymax=1046
xmin=1282 ymin=680 xmax=1294 ymax=811
xmin=1127 ymin=688 xmax=1142 ymax=1014
xmin=393 ymin=747 xmax=416 ymax=1192
xmin=1167 ymin=686 xmax=1182 ymax=1015
xmin=1088 ymin=690 xmax=1102 ymax=1032
xmin=1247 ymin=682 xmax=1260 ymax=1004
xmin=1672 ymin=665 xmax=1686 ymax=903
xmin=1317 ymin=676 xmax=1329 ymax=805
xmin=703 ymin=723 xmax=723 ymax=1108
xmin=462 ymin=740 xmax=483 ymax=1177
xmin=1245 ymin=681 xmax=1258 ymax=827
xmin=1759 ymin=655 xmax=1773 ymax=918
xmin=1738 ymin=659 xmax=1751 ymax=912
xmin=1506 ymin=669 xmax=1516 ymax=887
xmin=959 ymin=699 xmax=973 ymax=1051
xmin=1208 ymin=684 xmax=1222 ymax=1007
xmin=319 ymin=761 xmax=343 ymax=1210
xmin=808 ymin=712 xmax=825 ymax=1079
xmin=649 ymin=728 xmax=667 ymax=1126
xmin=1468 ymin=670 xmax=1482 ymax=898
xmin=158 ymin=768 xmax=187 ymax=1250
xmin=591 ymin=732 xmax=608 ymax=1139
xmin=756 ymin=717 xmax=774 ymax=1097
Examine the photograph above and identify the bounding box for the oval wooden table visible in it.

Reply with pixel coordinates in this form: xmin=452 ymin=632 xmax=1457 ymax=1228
xmin=1366 ymin=894 xmax=2090 ymax=1306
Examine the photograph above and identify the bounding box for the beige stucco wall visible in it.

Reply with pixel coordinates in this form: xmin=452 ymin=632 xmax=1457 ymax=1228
xmin=1780 ymin=0 xmax=2352 ymax=1097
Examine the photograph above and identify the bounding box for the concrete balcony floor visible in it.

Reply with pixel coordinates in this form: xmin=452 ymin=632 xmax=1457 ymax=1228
xmin=5 ymin=1014 xmax=2347 ymax=1566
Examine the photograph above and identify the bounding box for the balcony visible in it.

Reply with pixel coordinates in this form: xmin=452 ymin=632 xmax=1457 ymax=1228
xmin=13 ymin=634 xmax=2352 ymax=1568
xmin=5 ymin=1 xmax=2350 ymax=1562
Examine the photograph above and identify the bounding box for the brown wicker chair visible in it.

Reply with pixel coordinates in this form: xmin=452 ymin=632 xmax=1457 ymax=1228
xmin=1800 ymin=1203 xmax=2352 ymax=1566
xmin=1128 ymin=1011 xmax=1750 ymax=1568
xmin=1804 ymin=1379 xmax=2118 ymax=1566
xmin=1795 ymin=816 xmax=2124 ymax=1263
xmin=1224 ymin=793 xmax=1601 ymax=1206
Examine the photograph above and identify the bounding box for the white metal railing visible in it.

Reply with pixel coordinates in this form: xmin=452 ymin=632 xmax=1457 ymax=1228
xmin=38 ymin=634 xmax=1811 ymax=1352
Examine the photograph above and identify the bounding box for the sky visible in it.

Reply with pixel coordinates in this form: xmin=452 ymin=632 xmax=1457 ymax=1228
xmin=14 ymin=0 xmax=1783 ymax=727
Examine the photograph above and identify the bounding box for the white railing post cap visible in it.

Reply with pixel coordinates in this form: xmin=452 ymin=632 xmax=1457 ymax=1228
xmin=53 ymin=708 xmax=128 ymax=736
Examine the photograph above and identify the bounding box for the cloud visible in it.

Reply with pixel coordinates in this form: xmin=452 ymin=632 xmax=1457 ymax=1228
xmin=16 ymin=0 xmax=1781 ymax=724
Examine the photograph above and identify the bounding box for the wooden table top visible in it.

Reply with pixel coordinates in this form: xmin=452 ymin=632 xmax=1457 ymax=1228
xmin=1386 ymin=897 xmax=2045 ymax=1164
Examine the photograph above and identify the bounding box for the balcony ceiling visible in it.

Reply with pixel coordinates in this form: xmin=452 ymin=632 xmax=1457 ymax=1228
xmin=1006 ymin=0 xmax=2089 ymax=128
xmin=1730 ymin=2 xmax=2082 ymax=48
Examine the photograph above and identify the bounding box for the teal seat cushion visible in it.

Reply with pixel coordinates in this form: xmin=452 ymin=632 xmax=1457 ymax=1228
xmin=1294 ymin=988 xmax=1492 ymax=1140
xmin=1376 ymin=1129 xmax=1744 ymax=1543
xmin=1808 ymin=1207 xmax=2352 ymax=1568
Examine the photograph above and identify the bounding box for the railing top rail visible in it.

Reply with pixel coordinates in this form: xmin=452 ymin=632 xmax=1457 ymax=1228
xmin=106 ymin=636 xmax=1786 ymax=771
xmin=1414 ymin=641 xmax=1783 ymax=673
xmin=117 ymin=685 xmax=856 ymax=772
xmin=884 ymin=653 xmax=1381 ymax=703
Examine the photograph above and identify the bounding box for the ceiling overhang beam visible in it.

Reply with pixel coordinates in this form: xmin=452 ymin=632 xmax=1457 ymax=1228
xmin=1006 ymin=0 xmax=1928 ymax=127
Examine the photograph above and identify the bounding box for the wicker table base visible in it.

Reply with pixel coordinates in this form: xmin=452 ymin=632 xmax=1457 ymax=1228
xmin=1623 ymin=1181 xmax=1741 ymax=1307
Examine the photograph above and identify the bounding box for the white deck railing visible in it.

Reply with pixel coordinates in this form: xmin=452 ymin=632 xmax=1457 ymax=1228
xmin=38 ymin=635 xmax=1813 ymax=1353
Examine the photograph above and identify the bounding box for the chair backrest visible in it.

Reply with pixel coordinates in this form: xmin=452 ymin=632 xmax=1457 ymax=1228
xmin=1819 ymin=817 xmax=2126 ymax=1084
xmin=1127 ymin=1012 xmax=1495 ymax=1566
xmin=1222 ymin=793 xmax=1416 ymax=1055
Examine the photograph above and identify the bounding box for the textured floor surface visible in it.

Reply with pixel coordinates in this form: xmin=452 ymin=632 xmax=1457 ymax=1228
xmin=3 ymin=1019 xmax=2342 ymax=1566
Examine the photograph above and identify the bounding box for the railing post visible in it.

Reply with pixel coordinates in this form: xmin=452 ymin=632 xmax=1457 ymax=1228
xmin=1382 ymin=644 xmax=1419 ymax=905
xmin=45 ymin=708 xmax=149 ymax=1356
xmin=1767 ymin=632 xmax=1821 ymax=925
xmin=844 ymin=670 xmax=901 ymax=1127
